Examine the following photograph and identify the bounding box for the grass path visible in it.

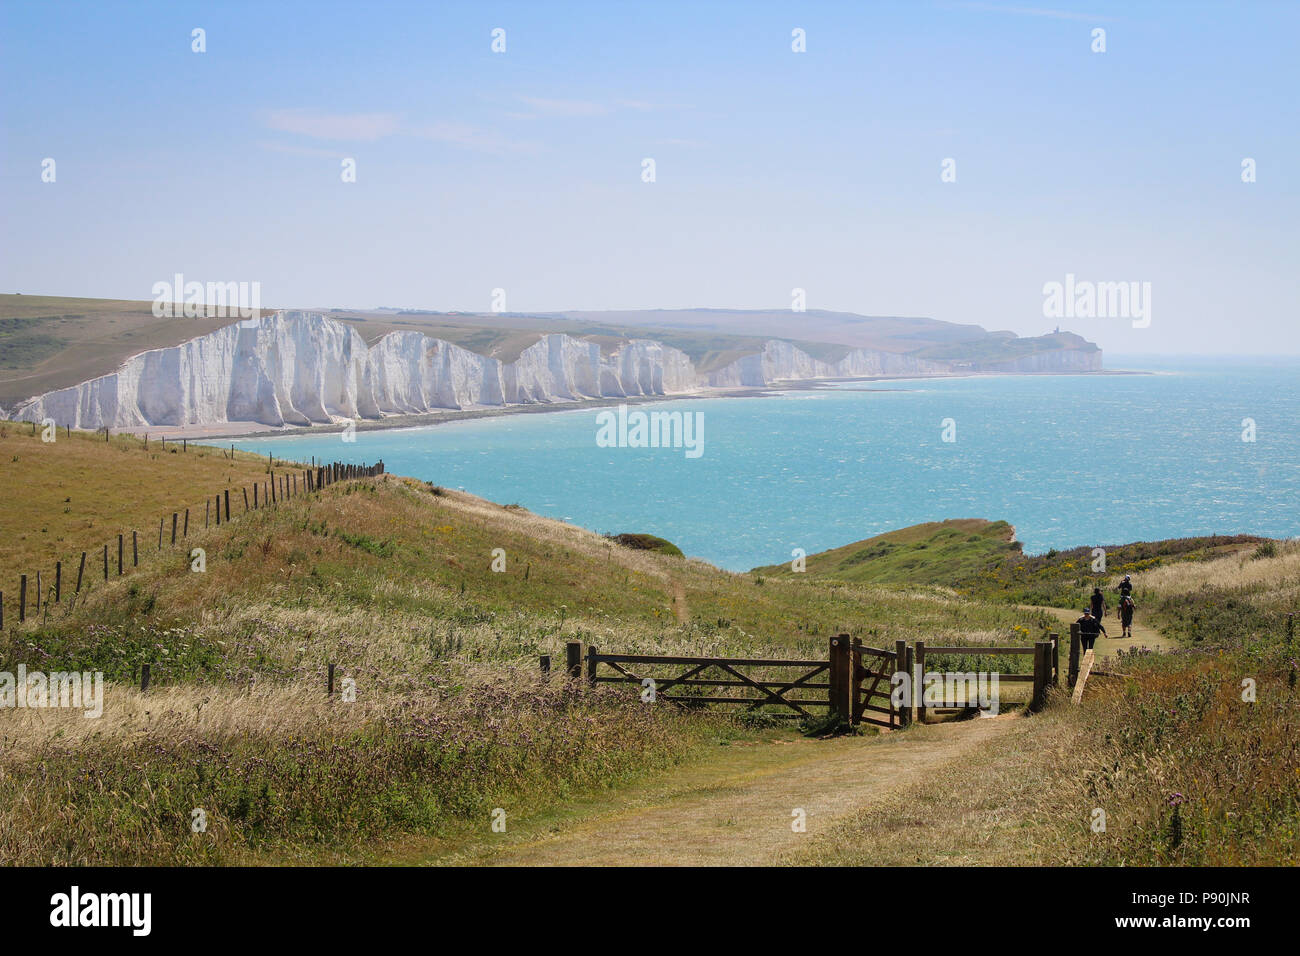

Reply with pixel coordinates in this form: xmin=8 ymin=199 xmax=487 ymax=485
xmin=1026 ymin=603 xmax=1176 ymax=655
xmin=426 ymin=715 xmax=1022 ymax=866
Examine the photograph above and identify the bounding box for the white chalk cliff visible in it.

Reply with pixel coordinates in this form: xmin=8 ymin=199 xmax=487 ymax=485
xmin=6 ymin=311 xmax=1099 ymax=429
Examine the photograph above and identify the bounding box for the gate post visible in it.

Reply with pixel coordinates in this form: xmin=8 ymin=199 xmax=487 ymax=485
xmin=849 ymin=637 xmax=863 ymax=726
xmin=915 ymin=641 xmax=927 ymax=724
xmin=894 ymin=639 xmax=910 ymax=727
xmin=1068 ymin=624 xmax=1081 ymax=688
xmin=586 ymin=644 xmax=599 ymax=686
xmin=828 ymin=635 xmax=851 ymax=726
xmin=565 ymin=641 xmax=582 ymax=681
xmin=1031 ymin=641 xmax=1050 ymax=712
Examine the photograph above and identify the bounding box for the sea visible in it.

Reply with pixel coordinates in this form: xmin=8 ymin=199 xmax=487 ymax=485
xmin=223 ymin=357 xmax=1300 ymax=572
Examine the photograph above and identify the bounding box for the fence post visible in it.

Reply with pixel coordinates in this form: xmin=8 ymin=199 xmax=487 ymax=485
xmin=102 ymin=544 xmax=108 ymax=580
xmin=158 ymin=518 xmax=163 ymax=549
xmin=140 ymin=663 xmax=151 ymax=694
xmin=327 ymin=662 xmax=335 ymax=697
xmin=906 ymin=644 xmax=915 ymax=724
xmin=76 ymin=551 xmax=86 ymax=593
xmin=1031 ymin=641 xmax=1050 ymax=712
xmin=848 ymin=637 xmax=863 ymax=726
xmin=895 ymin=639 xmax=910 ymax=727
xmin=539 ymin=654 xmax=551 ymax=676
xmin=132 ymin=531 xmax=138 ymax=567
xmin=586 ymin=645 xmax=599 ymax=685
xmin=566 ymin=641 xmax=582 ymax=680
xmin=172 ymin=512 xmax=178 ymax=544
xmin=55 ymin=560 xmax=62 ymax=602
xmin=18 ymin=574 xmax=26 ymax=622
xmin=118 ymin=533 xmax=124 ymax=575
xmin=915 ymin=640 xmax=927 ymax=724
xmin=1068 ymin=623 xmax=1081 ymax=688
xmin=225 ymin=489 xmax=230 ymax=519
xmin=828 ymin=634 xmax=851 ymax=726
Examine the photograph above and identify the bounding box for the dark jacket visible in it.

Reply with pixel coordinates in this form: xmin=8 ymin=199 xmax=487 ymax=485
xmin=1077 ymin=615 xmax=1106 ymax=638
xmin=1090 ymin=592 xmax=1106 ymax=617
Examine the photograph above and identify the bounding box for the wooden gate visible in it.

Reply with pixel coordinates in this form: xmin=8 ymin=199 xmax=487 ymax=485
xmin=850 ymin=638 xmax=908 ymax=729
xmin=582 ymin=646 xmax=832 ymax=719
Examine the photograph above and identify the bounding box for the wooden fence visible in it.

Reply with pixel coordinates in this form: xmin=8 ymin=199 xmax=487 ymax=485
xmin=546 ymin=632 xmax=1062 ymax=729
xmin=1 ymin=447 xmax=385 ymax=629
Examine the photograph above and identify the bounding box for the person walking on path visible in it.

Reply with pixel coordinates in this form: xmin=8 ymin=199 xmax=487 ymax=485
xmin=1076 ymin=608 xmax=1107 ymax=652
xmin=1090 ymin=586 xmax=1107 ymax=622
xmin=1118 ymin=594 xmax=1137 ymax=640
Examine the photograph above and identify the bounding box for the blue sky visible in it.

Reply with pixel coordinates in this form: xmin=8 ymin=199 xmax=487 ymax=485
xmin=2 ymin=0 xmax=1297 ymax=354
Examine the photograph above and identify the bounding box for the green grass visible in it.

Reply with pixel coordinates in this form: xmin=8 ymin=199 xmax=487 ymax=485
xmin=753 ymin=519 xmax=1021 ymax=585
xmin=607 ymin=532 xmax=685 ymax=558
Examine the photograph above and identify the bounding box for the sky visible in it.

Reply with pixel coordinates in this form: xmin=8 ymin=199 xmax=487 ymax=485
xmin=1 ymin=0 xmax=1297 ymax=355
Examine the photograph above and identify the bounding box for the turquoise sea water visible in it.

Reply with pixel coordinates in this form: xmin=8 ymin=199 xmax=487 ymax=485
xmin=226 ymin=359 xmax=1300 ymax=571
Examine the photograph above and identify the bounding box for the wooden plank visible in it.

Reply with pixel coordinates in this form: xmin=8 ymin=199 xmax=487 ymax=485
xmin=1071 ymin=649 xmax=1095 ymax=704
xmin=594 ymin=653 xmax=825 ymax=668
xmin=594 ymin=676 xmax=830 ymax=690
xmin=659 ymin=695 xmax=830 ymax=707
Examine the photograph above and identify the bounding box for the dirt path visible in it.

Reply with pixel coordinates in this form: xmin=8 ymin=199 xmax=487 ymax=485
xmin=431 ymin=715 xmax=1021 ymax=866
xmin=1025 ymin=603 xmax=1176 ymax=655
xmin=671 ymin=579 xmax=689 ymax=624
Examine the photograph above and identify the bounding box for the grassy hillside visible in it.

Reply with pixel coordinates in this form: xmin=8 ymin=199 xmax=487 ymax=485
xmin=0 ymin=429 xmax=1046 ymax=864
xmin=0 ymin=424 xmax=301 ymax=580
xmin=753 ymin=519 xmax=1021 ymax=585
xmin=785 ymin=543 xmax=1300 ymax=867
xmin=2 ymin=428 xmax=1292 ymax=866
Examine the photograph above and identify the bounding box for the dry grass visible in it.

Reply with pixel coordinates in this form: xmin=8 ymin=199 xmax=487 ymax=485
xmin=0 ymin=425 xmax=298 ymax=585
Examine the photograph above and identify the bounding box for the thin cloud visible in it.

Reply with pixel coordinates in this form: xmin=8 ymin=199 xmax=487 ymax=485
xmin=262 ymin=109 xmax=401 ymax=141
xmin=412 ymin=122 xmax=540 ymax=155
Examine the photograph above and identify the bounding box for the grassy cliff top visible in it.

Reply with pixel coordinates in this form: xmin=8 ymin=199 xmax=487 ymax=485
xmin=752 ymin=519 xmax=1022 ymax=584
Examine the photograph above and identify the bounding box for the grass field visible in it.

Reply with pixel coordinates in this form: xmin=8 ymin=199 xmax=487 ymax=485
xmin=0 ymin=426 xmax=1293 ymax=865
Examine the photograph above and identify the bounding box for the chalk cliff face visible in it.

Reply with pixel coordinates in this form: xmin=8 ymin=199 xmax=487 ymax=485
xmin=705 ymin=340 xmax=950 ymax=387
xmin=6 ymin=311 xmax=1102 ymax=429
xmin=9 ymin=312 xmax=705 ymax=429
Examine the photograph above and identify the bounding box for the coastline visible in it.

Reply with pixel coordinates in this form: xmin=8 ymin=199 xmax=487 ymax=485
xmin=123 ymin=368 xmax=1148 ymax=442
